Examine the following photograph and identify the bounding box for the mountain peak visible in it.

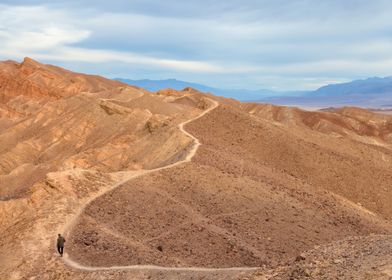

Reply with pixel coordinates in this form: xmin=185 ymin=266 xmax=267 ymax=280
xmin=21 ymin=57 xmax=42 ymax=68
xmin=0 ymin=57 xmax=123 ymax=101
xmin=18 ymin=57 xmax=43 ymax=75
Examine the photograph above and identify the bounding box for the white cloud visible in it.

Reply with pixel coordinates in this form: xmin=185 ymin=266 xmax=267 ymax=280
xmin=28 ymin=47 xmax=223 ymax=72
xmin=2 ymin=27 xmax=90 ymax=50
xmin=0 ymin=4 xmax=222 ymax=73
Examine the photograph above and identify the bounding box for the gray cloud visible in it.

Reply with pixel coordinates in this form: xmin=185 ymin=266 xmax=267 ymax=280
xmin=1 ymin=1 xmax=392 ymax=91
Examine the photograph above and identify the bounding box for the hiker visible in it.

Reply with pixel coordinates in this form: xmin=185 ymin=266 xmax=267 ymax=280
xmin=57 ymin=233 xmax=66 ymax=257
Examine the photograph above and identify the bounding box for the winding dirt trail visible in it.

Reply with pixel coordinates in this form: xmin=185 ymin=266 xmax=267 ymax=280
xmin=61 ymin=98 xmax=259 ymax=273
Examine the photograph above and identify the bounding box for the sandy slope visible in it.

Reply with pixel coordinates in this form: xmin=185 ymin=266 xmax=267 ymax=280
xmin=67 ymin=102 xmax=392 ymax=279
xmin=62 ymin=98 xmax=220 ymax=270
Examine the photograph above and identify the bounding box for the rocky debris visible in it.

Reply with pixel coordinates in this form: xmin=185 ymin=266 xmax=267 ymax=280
xmin=248 ymin=235 xmax=392 ymax=279
xmin=145 ymin=115 xmax=170 ymax=133
xmin=197 ymin=98 xmax=210 ymax=110
xmin=99 ymin=99 xmax=134 ymax=115
xmin=170 ymin=96 xmax=200 ymax=108
xmin=182 ymin=87 xmax=200 ymax=94
xmin=295 ymin=254 xmax=306 ymax=262
xmin=157 ymin=88 xmax=182 ymax=96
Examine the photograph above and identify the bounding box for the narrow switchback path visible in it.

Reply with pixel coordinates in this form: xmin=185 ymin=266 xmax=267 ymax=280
xmin=61 ymin=98 xmax=259 ymax=273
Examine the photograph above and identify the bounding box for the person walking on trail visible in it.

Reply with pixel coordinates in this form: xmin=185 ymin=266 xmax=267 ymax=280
xmin=57 ymin=233 xmax=66 ymax=257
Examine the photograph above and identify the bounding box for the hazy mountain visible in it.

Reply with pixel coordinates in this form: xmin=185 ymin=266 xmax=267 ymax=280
xmin=260 ymin=76 xmax=392 ymax=108
xmin=115 ymin=78 xmax=306 ymax=101
xmin=117 ymin=77 xmax=392 ymax=108
xmin=314 ymin=77 xmax=392 ymax=97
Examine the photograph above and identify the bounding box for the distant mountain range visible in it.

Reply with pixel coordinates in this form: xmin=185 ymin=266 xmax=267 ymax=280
xmin=116 ymin=77 xmax=392 ymax=109
xmin=115 ymin=78 xmax=305 ymax=101
xmin=261 ymin=77 xmax=392 ymax=109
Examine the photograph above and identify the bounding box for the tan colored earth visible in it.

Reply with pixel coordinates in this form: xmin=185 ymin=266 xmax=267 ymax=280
xmin=1 ymin=58 xmax=392 ymax=280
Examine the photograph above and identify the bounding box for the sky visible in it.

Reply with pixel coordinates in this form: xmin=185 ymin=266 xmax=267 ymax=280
xmin=1 ymin=0 xmax=392 ymax=91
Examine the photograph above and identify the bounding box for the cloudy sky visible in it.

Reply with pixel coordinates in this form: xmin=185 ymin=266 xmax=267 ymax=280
xmin=1 ymin=0 xmax=392 ymax=91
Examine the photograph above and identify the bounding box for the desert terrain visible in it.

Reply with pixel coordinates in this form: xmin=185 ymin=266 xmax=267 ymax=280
xmin=1 ymin=58 xmax=392 ymax=280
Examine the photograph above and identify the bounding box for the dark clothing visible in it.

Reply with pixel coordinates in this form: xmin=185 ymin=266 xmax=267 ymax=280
xmin=57 ymin=236 xmax=66 ymax=247
xmin=57 ymin=236 xmax=65 ymax=256
xmin=57 ymin=245 xmax=64 ymax=256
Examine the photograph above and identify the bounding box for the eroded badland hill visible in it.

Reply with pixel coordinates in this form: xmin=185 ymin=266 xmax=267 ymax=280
xmin=1 ymin=58 xmax=392 ymax=280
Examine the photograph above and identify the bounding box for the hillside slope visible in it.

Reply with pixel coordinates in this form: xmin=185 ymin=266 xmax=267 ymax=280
xmin=67 ymin=101 xmax=392 ymax=270
xmin=1 ymin=59 xmax=392 ymax=280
